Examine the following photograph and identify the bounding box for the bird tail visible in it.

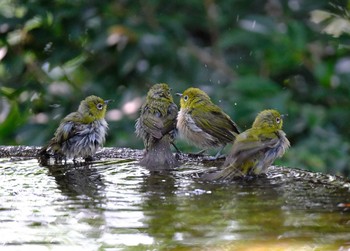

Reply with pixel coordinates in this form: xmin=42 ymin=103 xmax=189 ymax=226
xmin=202 ymin=165 xmax=244 ymax=181
xmin=139 ymin=135 xmax=180 ymax=171
xmin=37 ymin=144 xmax=51 ymax=166
xmin=37 ymin=140 xmax=61 ymax=165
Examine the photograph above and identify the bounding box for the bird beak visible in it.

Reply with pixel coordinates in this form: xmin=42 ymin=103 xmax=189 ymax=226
xmin=104 ymin=99 xmax=114 ymax=104
xmin=281 ymin=114 xmax=288 ymax=118
xmin=176 ymin=93 xmax=183 ymax=97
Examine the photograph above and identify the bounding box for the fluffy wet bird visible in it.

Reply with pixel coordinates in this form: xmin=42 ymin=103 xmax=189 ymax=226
xmin=135 ymin=83 xmax=179 ymax=170
xmin=204 ymin=109 xmax=290 ymax=181
xmin=176 ymin=87 xmax=239 ymax=159
xmin=39 ymin=95 xmax=111 ymax=164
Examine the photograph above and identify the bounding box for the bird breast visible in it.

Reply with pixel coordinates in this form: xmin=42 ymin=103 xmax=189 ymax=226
xmin=177 ymin=109 xmax=218 ymax=148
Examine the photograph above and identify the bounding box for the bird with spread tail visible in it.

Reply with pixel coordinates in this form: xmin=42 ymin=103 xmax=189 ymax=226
xmin=176 ymin=87 xmax=239 ymax=159
xmin=135 ymin=83 xmax=179 ymax=170
xmin=39 ymin=95 xmax=111 ymax=164
xmin=204 ymin=109 xmax=290 ymax=181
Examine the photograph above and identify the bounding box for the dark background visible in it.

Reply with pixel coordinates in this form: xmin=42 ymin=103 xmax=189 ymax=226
xmin=1 ymin=0 xmax=350 ymax=176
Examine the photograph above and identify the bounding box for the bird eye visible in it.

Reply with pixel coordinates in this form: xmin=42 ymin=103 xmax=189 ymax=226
xmin=276 ymin=117 xmax=281 ymax=124
xmin=183 ymin=95 xmax=188 ymax=102
xmin=96 ymin=103 xmax=104 ymax=110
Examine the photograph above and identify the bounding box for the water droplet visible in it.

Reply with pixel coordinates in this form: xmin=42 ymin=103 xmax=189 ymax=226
xmin=50 ymin=104 xmax=61 ymax=108
xmin=234 ymin=102 xmax=237 ymax=106
xmin=44 ymin=42 xmax=53 ymax=53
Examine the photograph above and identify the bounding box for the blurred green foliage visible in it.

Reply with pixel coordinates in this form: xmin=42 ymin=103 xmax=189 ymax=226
xmin=1 ymin=0 xmax=350 ymax=176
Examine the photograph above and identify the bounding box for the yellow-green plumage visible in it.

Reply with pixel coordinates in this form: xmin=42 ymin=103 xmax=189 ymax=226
xmin=176 ymin=87 xmax=239 ymax=156
xmin=135 ymin=83 xmax=179 ymax=170
xmin=205 ymin=109 xmax=290 ymax=180
xmin=39 ymin=95 xmax=110 ymax=163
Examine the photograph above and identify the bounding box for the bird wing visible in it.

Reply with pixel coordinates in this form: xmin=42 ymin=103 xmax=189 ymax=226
xmin=54 ymin=112 xmax=82 ymax=143
xmin=226 ymin=129 xmax=280 ymax=165
xmin=161 ymin=103 xmax=178 ymax=136
xmin=40 ymin=112 xmax=82 ymax=155
xmin=141 ymin=106 xmax=167 ymax=139
xmin=193 ymin=109 xmax=239 ymax=143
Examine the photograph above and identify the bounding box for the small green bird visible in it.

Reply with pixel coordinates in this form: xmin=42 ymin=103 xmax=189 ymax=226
xmin=135 ymin=83 xmax=179 ymax=170
xmin=39 ymin=95 xmax=111 ymax=164
xmin=176 ymin=87 xmax=239 ymax=158
xmin=205 ymin=109 xmax=290 ymax=181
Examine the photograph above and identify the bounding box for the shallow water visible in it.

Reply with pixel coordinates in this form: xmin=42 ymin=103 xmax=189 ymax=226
xmin=1 ymin=157 xmax=350 ymax=251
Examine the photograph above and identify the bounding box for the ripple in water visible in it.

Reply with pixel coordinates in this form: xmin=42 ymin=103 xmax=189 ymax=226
xmin=1 ymin=159 xmax=350 ymax=250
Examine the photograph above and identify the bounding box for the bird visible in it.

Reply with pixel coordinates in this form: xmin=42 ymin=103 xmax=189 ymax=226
xmin=176 ymin=87 xmax=239 ymax=159
xmin=135 ymin=83 xmax=179 ymax=170
xmin=38 ymin=95 xmax=111 ymax=164
xmin=204 ymin=109 xmax=290 ymax=181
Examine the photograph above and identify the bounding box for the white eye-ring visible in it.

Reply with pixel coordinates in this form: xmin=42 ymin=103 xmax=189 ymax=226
xmin=96 ymin=103 xmax=104 ymax=110
xmin=183 ymin=95 xmax=189 ymax=102
xmin=276 ymin=117 xmax=281 ymax=124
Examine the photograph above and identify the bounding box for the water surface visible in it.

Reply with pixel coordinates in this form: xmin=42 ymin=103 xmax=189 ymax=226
xmin=1 ymin=157 xmax=350 ymax=250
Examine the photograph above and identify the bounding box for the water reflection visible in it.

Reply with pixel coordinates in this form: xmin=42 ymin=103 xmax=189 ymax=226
xmin=175 ymin=177 xmax=287 ymax=245
xmin=46 ymin=162 xmax=106 ymax=198
xmin=138 ymin=169 xmax=288 ymax=247
xmin=2 ymin=158 xmax=350 ymax=250
xmin=45 ymin=162 xmax=108 ymax=247
xmin=140 ymin=171 xmax=178 ymax=245
xmin=216 ymin=178 xmax=286 ymax=241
